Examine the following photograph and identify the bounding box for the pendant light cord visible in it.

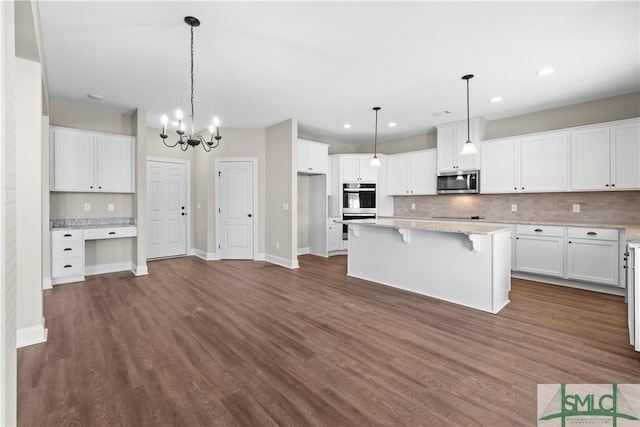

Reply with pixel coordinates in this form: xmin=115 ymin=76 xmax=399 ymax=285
xmin=190 ymin=24 xmax=195 ymax=133
xmin=466 ymin=77 xmax=470 ymax=141
xmin=374 ymin=108 xmax=378 ymax=155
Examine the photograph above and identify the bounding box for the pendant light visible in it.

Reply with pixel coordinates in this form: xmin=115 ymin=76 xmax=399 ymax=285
xmin=460 ymin=74 xmax=478 ymax=155
xmin=370 ymin=106 xmax=382 ymax=167
xmin=160 ymin=16 xmax=222 ymax=152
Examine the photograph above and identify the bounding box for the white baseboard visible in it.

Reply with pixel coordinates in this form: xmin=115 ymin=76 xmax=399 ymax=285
xmin=265 ymin=254 xmax=299 ymax=269
xmin=17 ymin=321 xmax=48 ymax=348
xmin=297 ymin=247 xmax=310 ymax=255
xmin=255 ymin=252 xmax=266 ymax=261
xmin=132 ymin=263 xmax=149 ymax=276
xmin=193 ymin=249 xmax=219 ymax=261
xmin=85 ymin=262 xmax=133 ymax=276
xmin=52 ymin=275 xmax=85 ymax=285
xmin=42 ymin=277 xmax=52 ymax=290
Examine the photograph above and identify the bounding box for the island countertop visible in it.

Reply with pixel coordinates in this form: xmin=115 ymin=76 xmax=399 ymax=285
xmin=340 ymin=217 xmax=512 ymax=236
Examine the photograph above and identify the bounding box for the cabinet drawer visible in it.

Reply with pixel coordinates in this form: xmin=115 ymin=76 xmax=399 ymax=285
xmin=52 ymin=240 xmax=83 ymax=259
xmin=84 ymin=227 xmax=137 ymax=240
xmin=567 ymin=227 xmax=618 ymax=241
xmin=515 ymin=224 xmax=564 ymax=237
xmin=51 ymin=229 xmax=83 ymax=241
xmin=52 ymin=257 xmax=84 ymax=277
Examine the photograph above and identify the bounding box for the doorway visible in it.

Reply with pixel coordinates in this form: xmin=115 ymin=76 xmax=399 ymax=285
xmin=215 ymin=159 xmax=257 ymax=259
xmin=146 ymin=158 xmax=190 ymax=259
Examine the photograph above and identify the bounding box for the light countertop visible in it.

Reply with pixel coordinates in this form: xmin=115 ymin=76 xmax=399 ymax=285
xmin=51 ymin=217 xmax=136 ymax=231
xmin=339 ymin=217 xmax=511 ymax=236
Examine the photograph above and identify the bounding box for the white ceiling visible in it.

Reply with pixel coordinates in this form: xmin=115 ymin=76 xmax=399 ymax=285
xmin=38 ymin=1 xmax=639 ymax=145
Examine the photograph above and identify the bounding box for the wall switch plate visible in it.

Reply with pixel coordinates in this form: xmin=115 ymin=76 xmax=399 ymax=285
xmin=511 ymin=204 xmax=517 ymax=212
xmin=84 ymin=203 xmax=91 ymax=212
xmin=276 ymin=242 xmax=280 ymax=249
xmin=196 ymin=203 xmax=201 ymax=210
xmin=411 ymin=203 xmax=416 ymax=210
xmin=282 ymin=203 xmax=289 ymax=211
xmin=107 ymin=203 xmax=114 ymax=212
xmin=573 ymin=204 xmax=580 ymax=213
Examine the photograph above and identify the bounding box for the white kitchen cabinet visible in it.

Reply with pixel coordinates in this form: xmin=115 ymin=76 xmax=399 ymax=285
xmin=514 ymin=225 xmax=564 ymax=277
xmin=328 ymin=218 xmax=342 ymax=252
xmin=387 ymin=149 xmax=437 ymax=195
xmin=51 ymin=230 xmax=85 ymax=281
xmin=480 ymin=132 xmax=568 ymax=193
xmin=519 ymin=132 xmax=568 ymax=192
xmin=570 ymin=121 xmax=640 ymax=191
xmin=297 ymin=139 xmax=328 ymax=175
xmin=436 ymin=118 xmax=486 ymax=173
xmin=50 ymin=126 xmax=135 ymax=193
xmin=480 ymin=138 xmax=519 ymax=193
xmin=342 ymin=155 xmax=378 ymax=182
xmin=566 ymin=227 xmax=619 ymax=286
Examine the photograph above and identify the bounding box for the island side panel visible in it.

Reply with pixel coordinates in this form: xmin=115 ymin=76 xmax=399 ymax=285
xmin=347 ymin=225 xmax=500 ymax=313
xmin=491 ymin=230 xmax=512 ymax=312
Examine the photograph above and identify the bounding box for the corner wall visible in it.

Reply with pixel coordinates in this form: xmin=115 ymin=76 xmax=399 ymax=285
xmin=265 ymin=119 xmax=298 ymax=268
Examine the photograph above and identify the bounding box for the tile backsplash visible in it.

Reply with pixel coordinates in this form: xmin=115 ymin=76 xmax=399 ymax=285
xmin=393 ymin=191 xmax=640 ymax=226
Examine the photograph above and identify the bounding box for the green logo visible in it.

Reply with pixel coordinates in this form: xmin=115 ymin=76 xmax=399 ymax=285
xmin=538 ymin=384 xmax=639 ymax=426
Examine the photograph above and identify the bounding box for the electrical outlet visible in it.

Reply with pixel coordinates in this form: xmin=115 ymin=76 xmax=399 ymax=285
xmin=196 ymin=203 xmax=201 ymax=210
xmin=282 ymin=203 xmax=289 ymax=211
xmin=107 ymin=203 xmax=114 ymax=212
xmin=573 ymin=204 xmax=580 ymax=213
xmin=511 ymin=204 xmax=517 ymax=212
xmin=411 ymin=203 xmax=416 ymax=210
xmin=84 ymin=203 xmax=91 ymax=212
xmin=276 ymin=242 xmax=280 ymax=249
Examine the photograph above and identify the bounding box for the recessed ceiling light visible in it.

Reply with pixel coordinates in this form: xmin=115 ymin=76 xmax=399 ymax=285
xmin=388 ymin=122 xmax=397 ymax=127
xmin=489 ymin=96 xmax=502 ymax=103
xmin=343 ymin=123 xmax=351 ymax=129
xmin=537 ymin=67 xmax=554 ymax=76
xmin=87 ymin=94 xmax=104 ymax=101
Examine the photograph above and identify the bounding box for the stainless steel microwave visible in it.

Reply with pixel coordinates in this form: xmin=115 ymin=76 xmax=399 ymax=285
xmin=437 ymin=170 xmax=479 ymax=194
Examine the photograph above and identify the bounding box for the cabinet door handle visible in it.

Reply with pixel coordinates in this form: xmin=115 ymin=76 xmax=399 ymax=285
xmin=63 ymin=233 xmax=72 ymax=237
xmin=534 ymin=229 xmax=543 ymax=232
xmin=521 ymin=187 xmax=525 ymax=190
xmin=181 ymin=213 xmax=186 ymax=216
xmin=605 ymin=184 xmax=609 ymax=187
xmin=63 ymin=248 xmax=72 ymax=251
xmin=587 ymin=231 xmax=597 ymax=236
xmin=90 ymin=186 xmax=93 ymax=189
xmin=248 ymin=213 xmax=252 ymax=218
xmin=64 ymin=264 xmax=72 ymax=268
xmin=108 ymin=231 xmax=116 ymax=235
xmin=568 ymin=241 xmax=572 ymax=244
xmin=611 ymin=183 xmax=615 ymax=187
xmin=516 ymin=237 xmax=519 ymax=240
xmin=514 ymin=187 xmax=517 ymax=190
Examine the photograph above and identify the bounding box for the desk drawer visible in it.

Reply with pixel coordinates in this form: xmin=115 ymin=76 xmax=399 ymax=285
xmin=84 ymin=227 xmax=137 ymax=240
xmin=51 ymin=230 xmax=83 ymax=241
xmin=52 ymin=257 xmax=84 ymax=277
xmin=52 ymin=240 xmax=83 ymax=259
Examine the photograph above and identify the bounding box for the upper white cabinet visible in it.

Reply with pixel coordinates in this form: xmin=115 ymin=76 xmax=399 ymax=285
xmin=387 ymin=149 xmax=437 ymax=195
xmin=481 ymin=132 xmax=568 ymax=193
xmin=297 ymin=139 xmax=328 ymax=175
xmin=342 ymin=155 xmax=378 ymax=182
xmin=570 ymin=120 xmax=640 ymax=191
xmin=50 ymin=127 xmax=135 ymax=193
xmin=436 ymin=118 xmax=486 ymax=173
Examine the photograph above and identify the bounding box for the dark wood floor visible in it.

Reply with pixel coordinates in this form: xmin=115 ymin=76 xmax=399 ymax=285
xmin=18 ymin=255 xmax=640 ymax=426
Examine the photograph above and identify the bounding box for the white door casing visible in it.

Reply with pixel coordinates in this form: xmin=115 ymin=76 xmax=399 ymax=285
xmin=147 ymin=158 xmax=189 ymax=259
xmin=216 ymin=159 xmax=257 ymax=260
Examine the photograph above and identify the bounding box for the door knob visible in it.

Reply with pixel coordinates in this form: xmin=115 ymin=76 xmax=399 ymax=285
xmin=248 ymin=213 xmax=252 ymax=217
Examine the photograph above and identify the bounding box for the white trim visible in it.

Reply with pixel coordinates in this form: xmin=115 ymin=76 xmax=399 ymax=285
xmin=511 ymin=272 xmax=625 ymax=296
xmin=215 ymin=158 xmax=259 ymax=260
xmin=16 ymin=323 xmax=47 ymax=348
xmin=193 ymin=249 xmax=218 ymax=261
xmin=52 ymin=275 xmax=85 ymax=285
xmin=265 ymin=254 xmax=299 ymax=269
xmin=297 ymin=247 xmax=310 ymax=255
xmin=42 ymin=277 xmax=52 ymax=290
xmin=146 ymin=156 xmax=192 ymax=259
xmin=85 ymin=261 xmax=132 ymax=276
xmin=255 ymin=252 xmax=266 ymax=261
xmin=132 ymin=263 xmax=149 ymax=276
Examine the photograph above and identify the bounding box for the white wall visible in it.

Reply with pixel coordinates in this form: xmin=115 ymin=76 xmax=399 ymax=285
xmin=0 ymin=1 xmax=18 ymax=424
xmin=15 ymin=57 xmax=45 ymax=347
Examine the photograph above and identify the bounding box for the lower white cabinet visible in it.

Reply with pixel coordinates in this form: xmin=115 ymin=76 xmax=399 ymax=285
xmin=515 ymin=226 xmax=564 ymax=278
xmin=328 ymin=218 xmax=342 ymax=252
xmin=51 ymin=230 xmax=84 ymax=279
xmin=566 ymin=227 xmax=619 ymax=286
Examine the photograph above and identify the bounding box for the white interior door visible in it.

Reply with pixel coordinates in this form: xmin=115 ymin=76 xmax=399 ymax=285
xmin=147 ymin=160 xmax=187 ymax=258
xmin=218 ymin=161 xmax=254 ymax=259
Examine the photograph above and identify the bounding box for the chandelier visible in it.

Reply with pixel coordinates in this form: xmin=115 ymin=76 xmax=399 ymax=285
xmin=160 ymin=16 xmax=222 ymax=152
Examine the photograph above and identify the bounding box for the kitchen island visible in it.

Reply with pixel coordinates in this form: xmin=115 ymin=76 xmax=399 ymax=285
xmin=344 ymin=218 xmax=512 ymax=314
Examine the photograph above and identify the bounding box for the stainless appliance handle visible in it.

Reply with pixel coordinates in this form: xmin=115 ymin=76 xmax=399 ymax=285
xmin=343 ymin=188 xmax=376 ymax=192
xmin=343 ymin=214 xmax=376 ymax=217
xmin=466 ymin=174 xmax=471 ymax=190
